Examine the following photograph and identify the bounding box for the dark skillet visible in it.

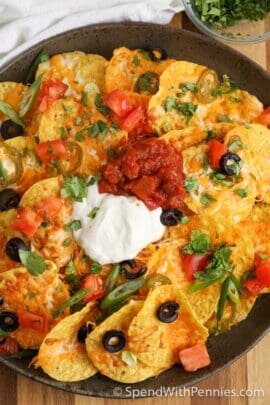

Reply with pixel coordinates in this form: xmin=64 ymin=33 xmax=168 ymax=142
xmin=0 ymin=23 xmax=270 ymax=398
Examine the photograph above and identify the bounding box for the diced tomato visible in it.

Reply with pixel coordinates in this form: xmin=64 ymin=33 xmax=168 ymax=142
xmin=183 ymin=253 xmax=209 ymax=282
xmin=255 ymin=106 xmax=270 ymax=128
xmin=36 ymin=139 xmax=67 ymax=164
xmin=244 ymin=278 xmax=265 ymax=296
xmin=0 ymin=337 xmax=19 ymax=355
xmin=80 ymin=274 xmax=104 ymax=302
xmin=121 ymin=106 xmax=145 ymax=132
xmin=37 ymin=196 xmax=62 ymax=220
xmin=256 ymin=259 xmax=270 ymax=287
xmin=179 ymin=343 xmax=211 ymax=372
xmin=104 ymin=90 xmax=134 ymax=118
xmin=11 ymin=207 xmax=42 ymax=238
xmin=37 ymin=79 xmax=67 ymax=112
xmin=18 ymin=310 xmax=46 ymax=333
xmin=254 ymin=253 xmax=263 ymax=268
xmin=208 ymin=139 xmax=227 ymax=169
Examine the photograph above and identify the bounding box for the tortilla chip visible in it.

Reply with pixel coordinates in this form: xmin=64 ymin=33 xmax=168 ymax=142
xmin=37 ymin=98 xmax=80 ymax=142
xmin=128 ymin=285 xmax=208 ymax=369
xmin=148 ymin=61 xmax=263 ymax=135
xmin=0 ymin=266 xmax=70 ymax=348
xmin=0 ymin=82 xmax=25 ymax=114
xmin=19 ymin=176 xmax=61 ymax=208
xmin=35 ymin=303 xmax=98 ymax=382
xmin=86 ymin=300 xmax=163 ymax=383
xmin=149 ymin=215 xmax=254 ymax=326
xmin=205 ymin=294 xmax=256 ymax=333
xmin=182 ymin=127 xmax=258 ymax=222
xmin=105 ymin=47 xmax=174 ymax=94
xmin=4 ymin=136 xmax=45 ymax=193
xmin=36 ymin=52 xmax=107 ymax=96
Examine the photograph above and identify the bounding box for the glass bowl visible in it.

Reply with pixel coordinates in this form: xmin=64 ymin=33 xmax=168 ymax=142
xmin=183 ymin=0 xmax=270 ymax=43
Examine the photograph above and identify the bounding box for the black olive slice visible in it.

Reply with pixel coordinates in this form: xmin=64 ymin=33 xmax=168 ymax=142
xmin=219 ymin=153 xmax=242 ymax=176
xmin=0 ymin=119 xmax=24 ymax=140
xmin=5 ymin=237 xmax=30 ymax=262
xmin=0 ymin=311 xmax=19 ymax=332
xmin=0 ymin=188 xmax=20 ymax=211
xmin=160 ymin=209 xmax=184 ymax=226
xmin=120 ymin=260 xmax=147 ymax=279
xmin=77 ymin=323 xmax=93 ymax=343
xmin=157 ymin=301 xmax=179 ymax=323
xmin=0 ymin=296 xmax=3 ymax=306
xmin=102 ymin=330 xmax=126 ymax=353
xmin=149 ymin=48 xmax=167 ymax=61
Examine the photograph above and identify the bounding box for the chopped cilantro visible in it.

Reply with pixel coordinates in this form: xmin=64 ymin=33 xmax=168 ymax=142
xmin=219 ymin=114 xmax=232 ymax=123
xmin=66 ymin=219 xmax=82 ymax=232
xmin=75 ymin=117 xmax=83 ymax=126
xmin=63 ymin=237 xmax=72 ymax=247
xmin=23 ymin=147 xmax=28 ymax=157
xmin=61 ymin=175 xmax=88 ymax=202
xmin=87 ymin=120 xmax=108 ymax=139
xmin=163 ymin=97 xmax=197 ymax=123
xmin=185 ymin=177 xmax=199 ymax=193
xmin=75 ymin=132 xmax=85 ymax=142
xmin=211 ymin=172 xmax=233 ymax=187
xmin=228 ymin=138 xmax=244 ymax=152
xmin=18 ymin=250 xmax=46 ymax=276
xmin=205 ymin=129 xmax=217 ymax=141
xmin=133 ymin=55 xmax=140 ymax=66
xmin=91 ymin=262 xmax=102 ymax=274
xmin=182 ymin=230 xmax=212 ymax=255
xmin=189 ymin=244 xmax=233 ymax=293
xmin=230 ymin=96 xmax=241 ymax=103
xmin=88 ymin=207 xmax=99 ymax=219
xmin=202 ymin=155 xmax=210 ymax=171
xmin=0 ymin=161 xmax=5 ymax=180
xmin=87 ymin=172 xmax=101 ymax=186
xmin=81 ymin=91 xmax=88 ymax=106
xmin=62 ymin=103 xmax=73 ymax=114
xmin=95 ymin=93 xmax=109 ymax=117
xmin=200 ymin=192 xmax=217 ymax=206
xmin=60 ymin=126 xmax=67 ymax=140
xmin=234 ymin=188 xmax=248 ymax=198
xmin=179 ymin=82 xmax=198 ymax=93
xmin=110 ymin=123 xmax=120 ymax=132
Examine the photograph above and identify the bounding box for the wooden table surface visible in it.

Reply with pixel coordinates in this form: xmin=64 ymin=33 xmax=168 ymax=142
xmin=1 ymin=12 xmax=270 ymax=405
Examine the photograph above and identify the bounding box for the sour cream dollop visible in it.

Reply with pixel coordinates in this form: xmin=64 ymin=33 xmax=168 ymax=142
xmin=72 ymin=183 xmax=165 ymax=265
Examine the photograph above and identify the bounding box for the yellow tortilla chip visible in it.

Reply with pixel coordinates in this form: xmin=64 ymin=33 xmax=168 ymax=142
xmin=182 ymin=127 xmax=258 ymax=222
xmin=148 ymin=61 xmax=263 ymax=135
xmin=205 ymin=294 xmax=256 ymax=333
xmin=35 ymin=303 xmax=98 ymax=382
xmin=86 ymin=300 xmax=163 ymax=383
xmin=128 ymin=285 xmax=208 ymax=369
xmin=105 ymin=47 xmax=174 ymax=94
xmin=36 ymin=52 xmax=107 ymax=96
xmin=0 ymin=266 xmax=70 ymax=348
xmin=19 ymin=176 xmax=61 ymax=208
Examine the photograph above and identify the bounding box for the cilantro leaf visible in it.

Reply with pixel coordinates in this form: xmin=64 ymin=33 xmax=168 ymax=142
xmin=90 ymin=262 xmax=102 ymax=274
xmin=200 ymin=192 xmax=217 ymax=206
xmin=61 ymin=176 xmax=88 ymax=202
xmin=182 ymin=230 xmax=212 ymax=255
xmin=95 ymin=93 xmax=109 ymax=117
xmin=233 ymin=188 xmax=248 ymax=198
xmin=66 ymin=219 xmax=82 ymax=232
xmin=185 ymin=177 xmax=199 ymax=193
xmin=18 ymin=250 xmax=46 ymax=276
xmin=189 ymin=244 xmax=232 ymax=293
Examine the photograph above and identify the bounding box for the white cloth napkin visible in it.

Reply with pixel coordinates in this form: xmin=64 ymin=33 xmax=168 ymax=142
xmin=0 ymin=0 xmax=184 ymax=68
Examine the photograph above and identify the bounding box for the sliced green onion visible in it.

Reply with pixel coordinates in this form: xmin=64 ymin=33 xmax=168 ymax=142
xmin=0 ymin=100 xmax=25 ymax=127
xmin=103 ymin=264 xmax=120 ymax=295
xmin=217 ymin=277 xmax=230 ymax=321
xmin=25 ymin=49 xmax=49 ymax=84
xmin=52 ymin=289 xmax=88 ymax=318
xmin=19 ymin=74 xmax=43 ymax=117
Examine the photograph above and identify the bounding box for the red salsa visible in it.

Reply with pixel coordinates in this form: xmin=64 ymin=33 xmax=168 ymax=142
xmin=99 ymin=138 xmax=185 ymax=210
